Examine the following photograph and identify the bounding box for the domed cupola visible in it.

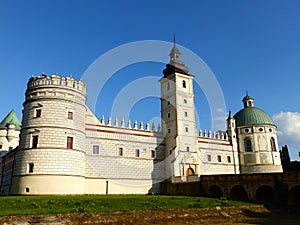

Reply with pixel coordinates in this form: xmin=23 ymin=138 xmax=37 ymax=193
xmin=234 ymin=94 xmax=275 ymax=127
xmin=232 ymin=93 xmax=282 ymax=174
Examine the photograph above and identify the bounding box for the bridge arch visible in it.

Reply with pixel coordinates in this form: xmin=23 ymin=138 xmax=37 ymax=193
xmin=230 ymin=185 xmax=248 ymax=201
xmin=256 ymin=185 xmax=275 ymax=204
xmin=208 ymin=185 xmax=223 ymax=198
xmin=289 ymin=185 xmax=300 ymax=208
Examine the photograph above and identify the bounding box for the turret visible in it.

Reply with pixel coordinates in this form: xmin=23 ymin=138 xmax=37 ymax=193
xmin=226 ymin=110 xmax=236 ymax=142
xmin=11 ymin=73 xmax=87 ymax=195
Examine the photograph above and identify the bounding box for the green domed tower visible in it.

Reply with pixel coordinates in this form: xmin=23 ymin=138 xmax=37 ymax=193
xmin=233 ymin=94 xmax=282 ymax=174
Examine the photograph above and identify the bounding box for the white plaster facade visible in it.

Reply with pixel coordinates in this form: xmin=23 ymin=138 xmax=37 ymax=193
xmin=0 ymin=44 xmax=282 ymax=195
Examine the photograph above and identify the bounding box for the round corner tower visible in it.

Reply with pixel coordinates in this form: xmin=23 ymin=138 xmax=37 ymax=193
xmin=11 ymin=74 xmax=87 ymax=195
xmin=233 ymin=94 xmax=282 ymax=174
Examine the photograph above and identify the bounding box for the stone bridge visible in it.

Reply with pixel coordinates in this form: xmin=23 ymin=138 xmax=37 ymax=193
xmin=161 ymin=172 xmax=300 ymax=207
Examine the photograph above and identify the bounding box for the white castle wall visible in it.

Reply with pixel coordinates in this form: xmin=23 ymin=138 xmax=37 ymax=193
xmin=84 ymin=108 xmax=165 ymax=194
xmin=197 ymin=135 xmax=238 ymax=175
xmin=9 ymin=74 xmax=166 ymax=195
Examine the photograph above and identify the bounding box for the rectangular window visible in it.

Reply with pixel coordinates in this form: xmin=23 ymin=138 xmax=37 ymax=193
xmin=167 ymin=101 xmax=170 ymax=105
xmin=167 ymin=113 xmax=170 ymax=118
xmin=67 ymin=136 xmax=73 ymax=149
xmin=168 ymin=128 xmax=171 ymax=133
xmin=184 ymin=99 xmax=187 ymax=104
xmin=135 ymin=149 xmax=140 ymax=157
xmin=186 ymin=146 xmax=190 ymax=152
xmin=185 ymin=127 xmax=189 ymax=132
xmin=27 ymin=163 xmax=34 ymax=173
xmin=93 ymin=145 xmax=99 ymax=154
xmin=68 ymin=111 xmax=73 ymax=120
xmin=184 ymin=112 xmax=188 ymax=117
xmin=25 ymin=188 xmax=30 ymax=193
xmin=35 ymin=109 xmax=41 ymax=118
xmin=0 ymin=145 xmax=2 ymax=149
xmin=217 ymin=155 xmax=222 ymax=162
xmin=31 ymin=135 xmax=38 ymax=148
xmin=227 ymin=156 xmax=231 ymax=163
xmin=118 ymin=147 xmax=123 ymax=156
xmin=207 ymin=154 xmax=211 ymax=162
xmin=151 ymin=150 xmax=156 ymax=158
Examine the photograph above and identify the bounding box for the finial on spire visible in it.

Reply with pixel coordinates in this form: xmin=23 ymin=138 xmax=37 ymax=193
xmin=227 ymin=110 xmax=233 ymax=120
xmin=173 ymin=34 xmax=176 ymax=45
xmin=246 ymin=90 xmax=249 ymax=96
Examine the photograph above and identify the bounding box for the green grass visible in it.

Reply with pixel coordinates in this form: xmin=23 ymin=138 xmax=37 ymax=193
xmin=0 ymin=195 xmax=252 ymax=216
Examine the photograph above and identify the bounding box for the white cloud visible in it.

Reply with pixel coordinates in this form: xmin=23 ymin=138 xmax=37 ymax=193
xmin=273 ymin=112 xmax=300 ymax=160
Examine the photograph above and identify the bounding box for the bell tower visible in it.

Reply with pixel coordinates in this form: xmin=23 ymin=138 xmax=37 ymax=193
xmin=160 ymin=40 xmax=198 ymax=181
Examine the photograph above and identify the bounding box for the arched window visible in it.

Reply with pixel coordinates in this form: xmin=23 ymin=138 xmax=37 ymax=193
xmin=186 ymin=167 xmax=195 ymax=176
xmin=182 ymin=80 xmax=186 ymax=88
xmin=244 ymin=138 xmax=252 ymax=152
xmin=270 ymin=137 xmax=276 ymax=151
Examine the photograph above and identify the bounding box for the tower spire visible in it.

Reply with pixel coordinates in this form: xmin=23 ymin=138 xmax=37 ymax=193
xmin=163 ymin=36 xmax=189 ymax=76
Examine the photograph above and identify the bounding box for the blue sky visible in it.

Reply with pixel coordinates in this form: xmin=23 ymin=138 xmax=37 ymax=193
xmin=1 ymin=0 xmax=300 ymax=158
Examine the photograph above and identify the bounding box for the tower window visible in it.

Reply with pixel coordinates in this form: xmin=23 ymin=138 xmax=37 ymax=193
xmin=0 ymin=145 xmax=2 ymax=149
xmin=93 ymin=145 xmax=99 ymax=154
xmin=186 ymin=146 xmax=190 ymax=152
xmin=35 ymin=109 xmax=41 ymax=118
xmin=135 ymin=149 xmax=140 ymax=157
xmin=27 ymin=163 xmax=34 ymax=173
xmin=183 ymin=99 xmax=187 ymax=104
xmin=151 ymin=150 xmax=156 ymax=158
xmin=167 ymin=82 xmax=170 ymax=90
xmin=217 ymin=155 xmax=222 ymax=162
xmin=167 ymin=113 xmax=171 ymax=118
xmin=68 ymin=111 xmax=73 ymax=120
xmin=67 ymin=136 xmax=73 ymax=149
xmin=184 ymin=112 xmax=188 ymax=117
xmin=31 ymin=135 xmax=38 ymax=148
xmin=182 ymin=80 xmax=186 ymax=88
xmin=270 ymin=137 xmax=276 ymax=151
xmin=167 ymin=101 xmax=170 ymax=105
xmin=118 ymin=147 xmax=123 ymax=156
xmin=185 ymin=127 xmax=188 ymax=132
xmin=227 ymin=156 xmax=231 ymax=163
xmin=168 ymin=128 xmax=171 ymax=133
xmin=244 ymin=138 xmax=252 ymax=152
xmin=207 ymin=154 xmax=211 ymax=162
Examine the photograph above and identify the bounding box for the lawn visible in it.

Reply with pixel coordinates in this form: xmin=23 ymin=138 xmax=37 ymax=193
xmin=0 ymin=195 xmax=252 ymax=216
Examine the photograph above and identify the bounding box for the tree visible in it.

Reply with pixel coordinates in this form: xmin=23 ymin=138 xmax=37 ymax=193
xmin=280 ymin=145 xmax=290 ymax=172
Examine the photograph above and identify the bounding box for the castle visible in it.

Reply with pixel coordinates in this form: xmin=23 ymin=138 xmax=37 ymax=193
xmin=0 ymin=43 xmax=282 ymax=195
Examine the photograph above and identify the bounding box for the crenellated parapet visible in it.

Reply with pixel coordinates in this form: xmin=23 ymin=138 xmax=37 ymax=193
xmin=97 ymin=115 xmax=162 ymax=133
xmin=25 ymin=73 xmax=86 ymax=105
xmin=28 ymin=73 xmax=86 ymax=92
xmin=198 ymin=129 xmax=228 ymax=140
